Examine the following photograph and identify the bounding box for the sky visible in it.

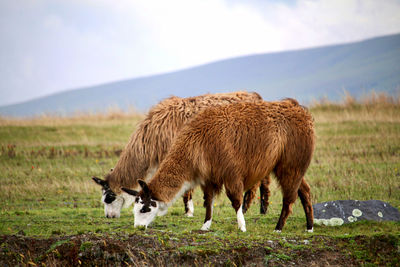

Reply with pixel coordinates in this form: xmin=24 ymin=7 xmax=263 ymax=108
xmin=1 ymin=0 xmax=400 ymax=106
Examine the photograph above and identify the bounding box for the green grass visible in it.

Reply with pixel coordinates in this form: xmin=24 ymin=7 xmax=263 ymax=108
xmin=0 ymin=105 xmax=399 ymax=245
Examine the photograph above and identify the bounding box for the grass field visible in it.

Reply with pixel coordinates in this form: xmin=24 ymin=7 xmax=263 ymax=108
xmin=0 ymin=94 xmax=400 ymax=265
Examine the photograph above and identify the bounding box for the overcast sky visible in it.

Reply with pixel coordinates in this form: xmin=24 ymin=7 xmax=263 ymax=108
xmin=1 ymin=0 xmax=400 ymax=106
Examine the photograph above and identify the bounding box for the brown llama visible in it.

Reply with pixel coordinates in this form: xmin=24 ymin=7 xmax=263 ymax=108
xmin=122 ymin=99 xmax=315 ymax=232
xmin=92 ymin=91 xmax=266 ymax=218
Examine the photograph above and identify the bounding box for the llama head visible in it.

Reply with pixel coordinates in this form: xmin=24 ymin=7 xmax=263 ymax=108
xmin=92 ymin=176 xmax=124 ymax=218
xmin=122 ymin=180 xmax=167 ymax=228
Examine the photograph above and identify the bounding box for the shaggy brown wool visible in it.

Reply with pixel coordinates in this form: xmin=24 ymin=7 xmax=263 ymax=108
xmin=143 ymin=99 xmax=315 ymax=231
xmin=104 ymin=91 xmax=262 ymax=197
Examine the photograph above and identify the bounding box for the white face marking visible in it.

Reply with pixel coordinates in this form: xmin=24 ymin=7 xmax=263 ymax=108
xmin=101 ymin=191 xmax=123 ymax=218
xmin=101 ymin=190 xmax=137 ymax=218
xmin=237 ymin=206 xmax=246 ymax=232
xmin=133 ymin=197 xmax=161 ymax=228
xmin=133 ymin=180 xmax=195 ymax=228
xmin=102 ymin=195 xmax=123 ymax=218
xmin=186 ymin=199 xmax=194 ymax=217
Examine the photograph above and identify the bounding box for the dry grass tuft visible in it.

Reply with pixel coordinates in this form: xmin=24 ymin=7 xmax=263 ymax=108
xmin=310 ymin=90 xmax=400 ymax=123
xmin=310 ymin=90 xmax=400 ymax=109
xmin=0 ymin=106 xmax=144 ymax=126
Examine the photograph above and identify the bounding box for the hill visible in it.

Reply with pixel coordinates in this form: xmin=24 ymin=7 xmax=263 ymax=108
xmin=1 ymin=33 xmax=400 ymax=117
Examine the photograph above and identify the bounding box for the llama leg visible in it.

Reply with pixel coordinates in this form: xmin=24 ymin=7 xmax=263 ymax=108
xmin=274 ymin=178 xmax=301 ymax=231
xmin=275 ymin=198 xmax=294 ymax=232
xmin=226 ymin=185 xmax=246 ymax=232
xmin=242 ymin=181 xmax=259 ymax=214
xmin=298 ymin=178 xmax=314 ymax=232
xmin=260 ymin=176 xmax=271 ymax=214
xmin=183 ymin=191 xmax=189 ymax=215
xmin=201 ymin=185 xmax=214 ymax=231
xmin=183 ymin=189 xmax=194 ymax=217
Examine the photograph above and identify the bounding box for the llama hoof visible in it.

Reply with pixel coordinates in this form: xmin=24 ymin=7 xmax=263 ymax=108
xmin=186 ymin=200 xmax=194 ymax=217
xmin=236 ymin=207 xmax=246 ymax=232
xmin=201 ymin=220 xmax=212 ymax=231
xmin=239 ymin=226 xmax=247 ymax=232
xmin=200 ymin=226 xmax=209 ymax=231
xmin=273 ymin=229 xmax=282 ymax=233
xmin=306 ymin=228 xmax=313 ymax=233
xmin=185 ymin=211 xmax=194 ymax=217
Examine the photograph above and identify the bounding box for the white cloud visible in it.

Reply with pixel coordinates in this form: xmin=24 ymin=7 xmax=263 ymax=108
xmin=250 ymin=0 xmax=400 ymax=49
xmin=0 ymin=0 xmax=400 ymax=106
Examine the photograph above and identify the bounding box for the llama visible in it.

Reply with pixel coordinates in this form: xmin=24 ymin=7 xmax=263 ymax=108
xmin=92 ymin=91 xmax=265 ymax=218
xmin=122 ymin=99 xmax=315 ymax=232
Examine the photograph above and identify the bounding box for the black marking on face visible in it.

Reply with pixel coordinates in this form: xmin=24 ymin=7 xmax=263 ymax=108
xmin=94 ymin=177 xmax=117 ymax=204
xmin=104 ymin=188 xmax=116 ymax=204
xmin=138 ymin=198 xmax=157 ymax=213
xmin=140 ymin=205 xmax=151 ymax=213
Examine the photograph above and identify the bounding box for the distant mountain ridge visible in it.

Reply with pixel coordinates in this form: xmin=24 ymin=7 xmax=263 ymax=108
xmin=1 ymin=33 xmax=400 ymax=117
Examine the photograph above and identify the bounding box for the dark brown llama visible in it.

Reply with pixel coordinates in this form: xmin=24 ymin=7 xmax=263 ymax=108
xmin=92 ymin=91 xmax=266 ymax=218
xmin=123 ymin=99 xmax=315 ymax=232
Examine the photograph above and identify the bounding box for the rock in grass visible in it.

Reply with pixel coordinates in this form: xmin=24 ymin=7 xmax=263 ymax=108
xmin=313 ymin=200 xmax=400 ymax=226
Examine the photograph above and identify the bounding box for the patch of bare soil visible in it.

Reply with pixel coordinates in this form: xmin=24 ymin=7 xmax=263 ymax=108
xmin=0 ymin=233 xmax=398 ymax=266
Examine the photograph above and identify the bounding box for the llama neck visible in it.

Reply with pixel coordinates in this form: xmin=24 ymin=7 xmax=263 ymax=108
xmin=107 ymin=131 xmax=151 ymax=192
xmin=148 ymin=155 xmax=194 ymax=204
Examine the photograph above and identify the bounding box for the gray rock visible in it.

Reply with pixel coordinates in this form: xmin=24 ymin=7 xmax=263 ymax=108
xmin=313 ymin=200 xmax=400 ymax=226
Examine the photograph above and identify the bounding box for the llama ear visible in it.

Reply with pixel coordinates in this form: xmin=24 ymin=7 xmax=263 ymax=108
xmin=138 ymin=180 xmax=151 ymax=195
xmin=121 ymin=187 xmax=139 ymax=196
xmin=92 ymin=177 xmax=108 ymax=188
